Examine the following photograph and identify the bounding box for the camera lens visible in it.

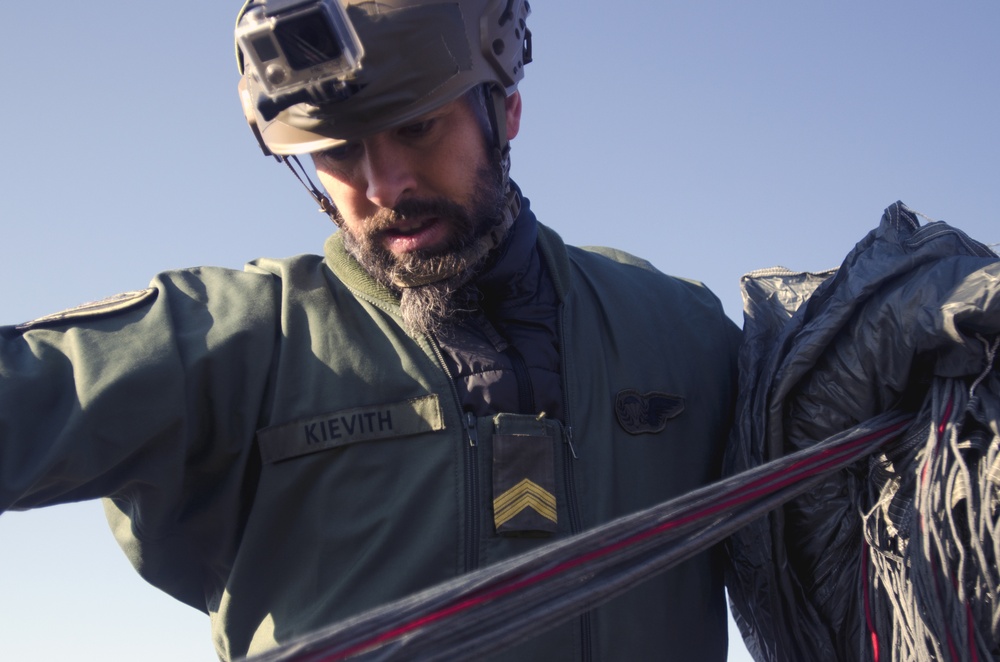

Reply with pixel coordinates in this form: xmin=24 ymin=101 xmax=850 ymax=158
xmin=265 ymin=63 xmax=289 ymax=87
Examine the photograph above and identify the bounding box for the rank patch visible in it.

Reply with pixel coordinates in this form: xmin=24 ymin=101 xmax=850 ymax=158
xmin=491 ymin=414 xmax=558 ymax=535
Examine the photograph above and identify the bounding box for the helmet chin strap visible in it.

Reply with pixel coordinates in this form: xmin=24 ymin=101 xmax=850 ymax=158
xmin=282 ymin=155 xmax=343 ymax=226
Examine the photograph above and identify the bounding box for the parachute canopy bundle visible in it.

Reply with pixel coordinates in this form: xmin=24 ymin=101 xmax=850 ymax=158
xmin=725 ymin=202 xmax=1000 ymax=661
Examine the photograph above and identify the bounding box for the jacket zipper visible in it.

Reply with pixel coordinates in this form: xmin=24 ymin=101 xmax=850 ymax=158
xmin=463 ymin=411 xmax=481 ymax=572
xmin=503 ymin=344 xmax=536 ymax=414
xmin=555 ymin=317 xmax=591 ymax=661
xmin=423 ymin=334 xmax=481 ymax=575
xmin=483 ymin=310 xmax=591 ymax=655
xmin=563 ymin=424 xmax=590 ymax=661
xmin=345 ymin=292 xmax=485 ymax=578
xmin=506 ymin=329 xmax=591 ymax=658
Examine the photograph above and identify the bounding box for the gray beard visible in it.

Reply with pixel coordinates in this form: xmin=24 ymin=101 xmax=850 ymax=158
xmin=398 ymin=275 xmax=479 ymax=336
xmin=340 ymin=160 xmax=509 ymax=336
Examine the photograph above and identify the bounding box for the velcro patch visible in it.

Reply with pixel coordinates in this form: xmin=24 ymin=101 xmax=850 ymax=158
xmin=615 ymin=389 xmax=685 ymax=435
xmin=15 ymin=288 xmax=158 ymax=332
xmin=257 ymin=395 xmax=444 ymax=463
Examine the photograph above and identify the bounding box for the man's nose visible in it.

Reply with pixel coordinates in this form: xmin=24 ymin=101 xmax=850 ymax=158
xmin=362 ymin=140 xmax=417 ymax=209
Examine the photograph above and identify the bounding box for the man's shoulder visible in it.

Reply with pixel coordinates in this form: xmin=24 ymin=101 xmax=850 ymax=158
xmin=571 ymin=244 xmax=660 ymax=273
xmin=21 ymin=252 xmax=328 ymax=331
xmin=536 ymin=222 xmax=671 ymax=276
xmin=244 ymin=252 xmax=326 ymax=278
xmin=571 ymin=242 xmax=715 ymax=300
xmin=536 ymin=222 xmax=720 ymax=303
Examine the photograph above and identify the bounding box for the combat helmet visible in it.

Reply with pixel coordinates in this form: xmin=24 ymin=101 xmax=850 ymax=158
xmin=236 ymin=0 xmax=532 ymax=158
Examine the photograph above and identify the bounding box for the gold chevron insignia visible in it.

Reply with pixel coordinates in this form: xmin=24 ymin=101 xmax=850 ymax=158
xmin=493 ymin=478 xmax=557 ymax=528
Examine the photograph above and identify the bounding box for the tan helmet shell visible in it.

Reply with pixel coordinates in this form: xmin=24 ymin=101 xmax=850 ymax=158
xmin=238 ymin=0 xmax=532 ymax=156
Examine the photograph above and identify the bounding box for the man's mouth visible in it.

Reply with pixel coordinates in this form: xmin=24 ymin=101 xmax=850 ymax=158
xmin=385 ymin=217 xmax=433 ymax=237
xmin=381 ymin=216 xmax=449 ymax=254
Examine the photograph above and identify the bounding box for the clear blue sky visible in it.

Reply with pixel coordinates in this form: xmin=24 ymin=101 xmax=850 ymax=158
xmin=1 ymin=2 xmax=998 ymax=660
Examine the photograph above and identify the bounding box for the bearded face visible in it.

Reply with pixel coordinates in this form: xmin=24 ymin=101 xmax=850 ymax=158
xmin=310 ymin=91 xmax=520 ymax=336
xmin=339 ymin=157 xmax=509 ymax=335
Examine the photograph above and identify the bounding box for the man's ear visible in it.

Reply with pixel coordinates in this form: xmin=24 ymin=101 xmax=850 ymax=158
xmin=505 ymin=91 xmax=522 ymax=141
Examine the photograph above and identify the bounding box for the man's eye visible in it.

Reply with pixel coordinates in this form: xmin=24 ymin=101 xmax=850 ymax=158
xmin=399 ymin=119 xmax=435 ymax=138
xmin=318 ymin=143 xmax=360 ymax=162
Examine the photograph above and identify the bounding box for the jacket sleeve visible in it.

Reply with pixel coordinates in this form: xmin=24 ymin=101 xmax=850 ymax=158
xmin=0 ymin=266 xmax=279 ymax=516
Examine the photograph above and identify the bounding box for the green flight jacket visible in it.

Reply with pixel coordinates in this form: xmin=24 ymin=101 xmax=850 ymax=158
xmin=0 ymin=223 xmax=739 ymax=660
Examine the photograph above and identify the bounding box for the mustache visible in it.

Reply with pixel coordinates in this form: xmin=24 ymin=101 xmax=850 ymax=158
xmin=365 ymin=198 xmax=473 ymax=233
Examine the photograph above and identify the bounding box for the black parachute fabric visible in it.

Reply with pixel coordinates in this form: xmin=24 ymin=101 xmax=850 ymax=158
xmin=725 ymin=202 xmax=1000 ymax=661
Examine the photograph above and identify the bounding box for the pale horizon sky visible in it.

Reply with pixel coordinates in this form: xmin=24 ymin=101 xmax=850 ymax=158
xmin=2 ymin=2 xmax=998 ymax=660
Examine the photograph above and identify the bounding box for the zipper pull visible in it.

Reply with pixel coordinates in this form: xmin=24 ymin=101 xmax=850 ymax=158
xmin=564 ymin=426 xmax=579 ymax=459
xmin=465 ymin=411 xmax=479 ymax=447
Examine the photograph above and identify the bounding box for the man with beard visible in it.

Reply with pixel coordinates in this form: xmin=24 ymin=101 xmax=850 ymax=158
xmin=0 ymin=1 xmax=740 ymax=660
xmin=320 ymin=86 xmax=514 ymax=337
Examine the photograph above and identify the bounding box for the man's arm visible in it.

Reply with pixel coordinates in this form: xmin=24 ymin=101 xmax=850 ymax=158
xmin=0 ymin=266 xmax=279 ymax=513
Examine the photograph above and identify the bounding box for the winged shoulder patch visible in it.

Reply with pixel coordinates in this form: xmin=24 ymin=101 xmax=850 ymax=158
xmin=615 ymin=389 xmax=685 ymax=435
xmin=15 ymin=288 xmax=158 ymax=332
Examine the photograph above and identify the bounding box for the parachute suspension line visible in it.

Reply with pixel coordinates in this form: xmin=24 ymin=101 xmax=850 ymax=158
xmin=245 ymin=411 xmax=912 ymax=662
xmin=968 ymin=334 xmax=999 ymax=400
xmin=861 ymin=540 xmax=881 ymax=662
xmin=864 ymin=372 xmax=1000 ymax=662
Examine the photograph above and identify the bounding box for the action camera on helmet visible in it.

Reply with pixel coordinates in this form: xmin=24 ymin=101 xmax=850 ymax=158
xmin=236 ymin=0 xmax=364 ymax=121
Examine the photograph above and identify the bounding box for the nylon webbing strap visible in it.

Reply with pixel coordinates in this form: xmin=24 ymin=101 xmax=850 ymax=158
xmin=245 ymin=412 xmax=912 ymax=662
